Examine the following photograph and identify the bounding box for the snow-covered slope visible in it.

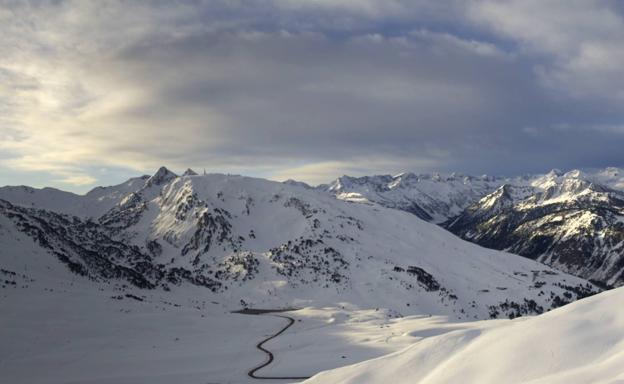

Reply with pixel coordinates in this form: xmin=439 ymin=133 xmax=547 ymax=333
xmin=446 ymin=169 xmax=624 ymax=286
xmin=0 ymin=167 xmax=600 ymax=320
xmin=304 ymin=286 xmax=624 ymax=384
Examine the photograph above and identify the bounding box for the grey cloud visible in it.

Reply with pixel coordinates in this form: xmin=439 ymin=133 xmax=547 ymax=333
xmin=467 ymin=1 xmax=624 ymax=103
xmin=0 ymin=1 xmax=624 ymax=189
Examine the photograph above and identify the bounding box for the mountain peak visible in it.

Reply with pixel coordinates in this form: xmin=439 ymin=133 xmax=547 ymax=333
xmin=562 ymin=169 xmax=587 ymax=181
xmin=546 ymin=168 xmax=564 ymax=178
xmin=477 ymin=184 xmax=514 ymax=210
xmin=182 ymin=168 xmax=198 ymax=176
xmin=145 ymin=166 xmax=178 ymax=187
xmin=283 ymin=179 xmax=312 ymax=189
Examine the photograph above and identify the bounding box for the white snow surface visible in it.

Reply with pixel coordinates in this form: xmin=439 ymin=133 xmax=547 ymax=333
xmin=305 ymin=286 xmax=624 ymax=384
xmin=0 ymin=270 xmax=482 ymax=384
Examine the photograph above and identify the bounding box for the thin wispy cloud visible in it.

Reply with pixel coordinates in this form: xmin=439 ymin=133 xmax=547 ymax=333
xmin=1 ymin=1 xmax=623 ymax=191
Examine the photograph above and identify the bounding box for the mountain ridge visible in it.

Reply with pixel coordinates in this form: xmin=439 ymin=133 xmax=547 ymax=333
xmin=0 ymin=167 xmax=600 ymax=320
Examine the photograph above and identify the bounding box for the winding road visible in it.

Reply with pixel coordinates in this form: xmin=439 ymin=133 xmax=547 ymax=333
xmin=234 ymin=309 xmax=311 ymax=381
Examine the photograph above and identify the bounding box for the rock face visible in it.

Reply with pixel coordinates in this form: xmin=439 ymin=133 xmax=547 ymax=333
xmin=0 ymin=168 xmax=600 ymax=320
xmin=445 ymin=171 xmax=624 ymax=287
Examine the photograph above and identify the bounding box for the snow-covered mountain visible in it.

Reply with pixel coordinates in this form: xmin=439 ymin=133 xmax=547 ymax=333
xmin=445 ymin=169 xmax=624 ymax=287
xmin=320 ymin=168 xmax=624 ymax=222
xmin=0 ymin=167 xmax=599 ymax=320
xmin=319 ymin=172 xmax=513 ymax=223
xmin=0 ymin=174 xmax=150 ymax=218
xmin=305 ymin=285 xmax=624 ymax=384
xmin=319 ymin=168 xmax=624 ymax=287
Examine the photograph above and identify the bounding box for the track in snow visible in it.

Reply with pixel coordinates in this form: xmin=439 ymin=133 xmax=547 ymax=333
xmin=234 ymin=309 xmax=311 ymax=381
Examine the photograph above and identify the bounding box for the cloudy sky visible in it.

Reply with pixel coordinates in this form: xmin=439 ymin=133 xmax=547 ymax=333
xmin=2 ymin=0 xmax=624 ymax=192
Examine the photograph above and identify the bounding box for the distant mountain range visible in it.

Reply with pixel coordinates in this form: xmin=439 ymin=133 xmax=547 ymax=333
xmin=0 ymin=167 xmax=599 ymax=320
xmin=321 ymin=167 xmax=624 ymax=287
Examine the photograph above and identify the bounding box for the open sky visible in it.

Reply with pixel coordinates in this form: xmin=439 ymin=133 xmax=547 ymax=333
xmin=2 ymin=1 xmax=624 ymax=192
